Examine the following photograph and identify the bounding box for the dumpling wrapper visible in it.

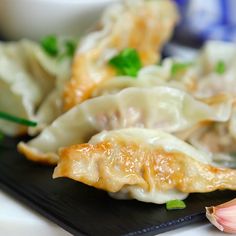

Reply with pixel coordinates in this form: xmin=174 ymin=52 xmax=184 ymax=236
xmin=92 ymin=40 xmax=236 ymax=100
xmin=188 ymin=105 xmax=236 ymax=168
xmin=18 ymin=87 xmax=233 ymax=164
xmin=92 ymin=59 xmax=195 ymax=97
xmin=190 ymin=41 xmax=236 ymax=98
xmin=63 ymin=0 xmax=179 ymax=109
xmin=29 ymin=67 xmax=71 ymax=136
xmin=198 ymin=40 xmax=236 ymax=74
xmin=53 ymin=128 xmax=236 ymax=204
xmin=0 ymin=40 xmax=70 ymax=136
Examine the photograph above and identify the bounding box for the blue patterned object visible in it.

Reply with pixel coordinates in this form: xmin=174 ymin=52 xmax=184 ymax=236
xmin=175 ymin=0 xmax=236 ymax=42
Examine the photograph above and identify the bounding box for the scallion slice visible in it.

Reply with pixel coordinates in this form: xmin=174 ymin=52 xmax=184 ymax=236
xmin=0 ymin=111 xmax=37 ymax=127
xmin=109 ymin=48 xmax=142 ymax=77
xmin=171 ymin=62 xmax=191 ymax=76
xmin=64 ymin=40 xmax=76 ymax=57
xmin=0 ymin=132 xmax=4 ymax=142
xmin=215 ymin=60 xmax=225 ymax=75
xmin=41 ymin=35 xmax=59 ymax=57
xmin=166 ymin=200 xmax=186 ymax=210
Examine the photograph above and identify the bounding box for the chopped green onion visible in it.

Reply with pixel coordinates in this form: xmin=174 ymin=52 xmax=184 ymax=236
xmin=0 ymin=111 xmax=37 ymax=127
xmin=57 ymin=39 xmax=77 ymax=61
xmin=41 ymin=35 xmax=77 ymax=60
xmin=215 ymin=60 xmax=226 ymax=75
xmin=41 ymin=35 xmax=59 ymax=57
xmin=109 ymin=48 xmax=142 ymax=77
xmin=166 ymin=200 xmax=186 ymax=210
xmin=229 ymin=152 xmax=236 ymax=157
xmin=171 ymin=62 xmax=191 ymax=76
xmin=64 ymin=40 xmax=76 ymax=57
xmin=0 ymin=132 xmax=4 ymax=142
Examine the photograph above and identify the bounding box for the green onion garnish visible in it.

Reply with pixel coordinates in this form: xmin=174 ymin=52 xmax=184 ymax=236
xmin=57 ymin=39 xmax=77 ymax=61
xmin=41 ymin=35 xmax=77 ymax=59
xmin=215 ymin=60 xmax=226 ymax=75
xmin=64 ymin=40 xmax=76 ymax=57
xmin=166 ymin=200 xmax=186 ymax=210
xmin=41 ymin=35 xmax=59 ymax=57
xmin=109 ymin=48 xmax=142 ymax=77
xmin=171 ymin=62 xmax=191 ymax=76
xmin=229 ymin=152 xmax=236 ymax=157
xmin=0 ymin=111 xmax=37 ymax=127
xmin=0 ymin=132 xmax=4 ymax=142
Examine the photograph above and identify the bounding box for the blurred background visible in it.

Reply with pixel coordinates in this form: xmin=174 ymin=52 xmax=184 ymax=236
xmin=174 ymin=0 xmax=236 ymax=46
xmin=0 ymin=0 xmax=235 ymax=45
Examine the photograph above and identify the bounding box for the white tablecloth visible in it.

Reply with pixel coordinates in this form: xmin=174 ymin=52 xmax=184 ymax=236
xmin=0 ymin=189 xmax=226 ymax=236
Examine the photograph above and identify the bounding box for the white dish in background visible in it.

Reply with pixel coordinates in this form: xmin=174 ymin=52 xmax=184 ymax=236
xmin=0 ymin=0 xmax=119 ymax=41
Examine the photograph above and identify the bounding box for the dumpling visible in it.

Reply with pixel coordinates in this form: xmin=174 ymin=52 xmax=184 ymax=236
xmin=0 ymin=40 xmax=70 ymax=136
xmin=190 ymin=41 xmax=236 ymax=98
xmin=29 ymin=67 xmax=71 ymax=136
xmin=18 ymin=87 xmax=233 ymax=164
xmin=92 ymin=41 xmax=236 ymax=101
xmin=92 ymin=59 xmax=194 ymax=97
xmin=198 ymin=40 xmax=236 ymax=74
xmin=53 ymin=128 xmax=236 ymax=204
xmin=188 ymin=106 xmax=236 ymax=168
xmin=63 ymin=0 xmax=179 ymax=110
xmin=91 ymin=69 xmax=170 ymax=97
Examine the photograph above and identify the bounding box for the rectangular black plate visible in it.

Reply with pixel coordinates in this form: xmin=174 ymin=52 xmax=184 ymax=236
xmin=0 ymin=137 xmax=236 ymax=236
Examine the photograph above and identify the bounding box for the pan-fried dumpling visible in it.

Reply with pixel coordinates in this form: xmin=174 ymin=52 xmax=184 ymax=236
xmin=193 ymin=67 xmax=236 ymax=99
xmin=53 ymin=128 xmax=236 ymax=204
xmin=190 ymin=41 xmax=236 ymax=98
xmin=167 ymin=41 xmax=236 ymax=99
xmin=28 ymin=64 xmax=71 ymax=136
xmin=63 ymin=0 xmax=179 ymax=110
xmin=93 ymin=41 xmax=236 ymax=100
xmin=92 ymin=59 xmax=193 ymax=97
xmin=18 ymin=87 xmax=233 ymax=164
xmin=188 ymin=106 xmax=236 ymax=168
xmin=0 ymin=40 xmax=70 ymax=136
xmin=198 ymin=40 xmax=236 ymax=74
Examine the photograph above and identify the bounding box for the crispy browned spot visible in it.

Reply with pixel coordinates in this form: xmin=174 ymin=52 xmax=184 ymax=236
xmin=54 ymin=139 xmax=236 ymax=193
xmin=18 ymin=142 xmax=58 ymax=165
xmin=63 ymin=51 xmax=116 ymax=110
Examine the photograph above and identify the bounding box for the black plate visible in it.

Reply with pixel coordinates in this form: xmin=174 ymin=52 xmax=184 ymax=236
xmin=0 ymin=137 xmax=236 ymax=236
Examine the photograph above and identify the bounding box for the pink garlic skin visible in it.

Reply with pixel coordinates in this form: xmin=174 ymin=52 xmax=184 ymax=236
xmin=206 ymin=198 xmax=236 ymax=234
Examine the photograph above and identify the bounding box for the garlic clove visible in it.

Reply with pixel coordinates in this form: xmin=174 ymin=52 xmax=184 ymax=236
xmin=206 ymin=198 xmax=236 ymax=234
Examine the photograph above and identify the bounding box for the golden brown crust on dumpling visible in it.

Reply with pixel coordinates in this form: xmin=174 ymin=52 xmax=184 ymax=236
xmin=54 ymin=133 xmax=236 ymax=194
xmin=64 ymin=51 xmax=116 ymax=110
xmin=63 ymin=0 xmax=179 ymax=110
xmin=18 ymin=142 xmax=58 ymax=165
